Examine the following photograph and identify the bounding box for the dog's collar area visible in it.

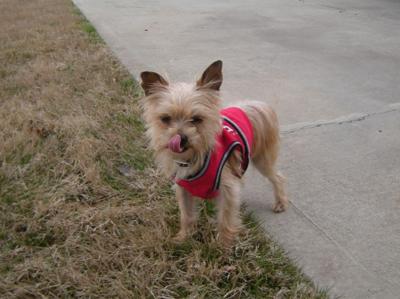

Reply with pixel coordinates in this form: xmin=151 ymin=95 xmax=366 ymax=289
xmin=174 ymin=160 xmax=190 ymax=167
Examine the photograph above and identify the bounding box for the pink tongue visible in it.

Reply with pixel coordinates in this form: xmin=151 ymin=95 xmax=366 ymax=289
xmin=168 ymin=135 xmax=183 ymax=153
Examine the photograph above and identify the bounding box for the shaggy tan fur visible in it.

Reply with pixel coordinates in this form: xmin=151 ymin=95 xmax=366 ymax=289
xmin=141 ymin=61 xmax=288 ymax=247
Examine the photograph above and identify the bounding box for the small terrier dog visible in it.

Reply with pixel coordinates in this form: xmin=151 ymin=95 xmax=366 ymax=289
xmin=140 ymin=60 xmax=288 ymax=247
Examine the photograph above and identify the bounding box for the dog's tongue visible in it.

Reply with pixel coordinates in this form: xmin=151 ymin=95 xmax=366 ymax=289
xmin=168 ymin=134 xmax=183 ymax=153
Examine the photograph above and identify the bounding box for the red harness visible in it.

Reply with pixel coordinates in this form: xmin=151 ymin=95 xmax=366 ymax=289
xmin=176 ymin=107 xmax=253 ymax=199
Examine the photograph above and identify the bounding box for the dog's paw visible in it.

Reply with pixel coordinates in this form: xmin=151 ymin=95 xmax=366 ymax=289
xmin=217 ymin=233 xmax=235 ymax=249
xmin=172 ymin=230 xmax=188 ymax=243
xmin=273 ymin=199 xmax=288 ymax=213
xmin=217 ymin=226 xmax=241 ymax=249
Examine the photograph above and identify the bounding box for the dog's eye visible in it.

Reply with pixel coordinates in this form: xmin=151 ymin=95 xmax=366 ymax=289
xmin=160 ymin=115 xmax=171 ymax=124
xmin=191 ymin=116 xmax=202 ymax=125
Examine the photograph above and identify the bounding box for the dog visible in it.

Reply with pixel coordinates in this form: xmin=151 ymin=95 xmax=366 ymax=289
xmin=140 ymin=60 xmax=288 ymax=247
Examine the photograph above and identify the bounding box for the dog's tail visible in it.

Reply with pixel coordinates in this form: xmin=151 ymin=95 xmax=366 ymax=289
xmin=237 ymin=101 xmax=280 ymax=163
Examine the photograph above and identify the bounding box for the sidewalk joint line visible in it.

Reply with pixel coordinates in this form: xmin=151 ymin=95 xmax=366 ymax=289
xmin=281 ymin=103 xmax=400 ymax=135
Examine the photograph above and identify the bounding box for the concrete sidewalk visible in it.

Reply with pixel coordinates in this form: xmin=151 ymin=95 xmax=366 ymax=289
xmin=73 ymin=0 xmax=400 ymax=297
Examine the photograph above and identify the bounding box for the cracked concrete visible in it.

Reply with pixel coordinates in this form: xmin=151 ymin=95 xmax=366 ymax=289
xmin=73 ymin=0 xmax=400 ymax=297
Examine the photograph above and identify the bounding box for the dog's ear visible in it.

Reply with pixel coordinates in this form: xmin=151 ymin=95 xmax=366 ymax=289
xmin=140 ymin=71 xmax=168 ymax=96
xmin=196 ymin=60 xmax=223 ymax=91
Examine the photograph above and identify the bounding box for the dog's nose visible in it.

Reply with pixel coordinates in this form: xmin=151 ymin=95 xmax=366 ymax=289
xmin=180 ymin=134 xmax=188 ymax=147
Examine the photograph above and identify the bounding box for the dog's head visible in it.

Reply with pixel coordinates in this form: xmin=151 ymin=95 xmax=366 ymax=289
xmin=140 ymin=61 xmax=223 ymax=175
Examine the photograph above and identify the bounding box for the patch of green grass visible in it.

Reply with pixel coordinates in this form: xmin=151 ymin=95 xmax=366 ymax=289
xmin=109 ymin=111 xmax=151 ymax=171
xmin=0 ymin=230 xmax=7 ymax=240
xmin=169 ymin=242 xmax=194 ymax=259
xmin=0 ymin=194 xmax=14 ymax=205
xmin=153 ymin=182 xmax=175 ymax=198
xmin=0 ymin=264 xmax=12 ymax=274
xmin=101 ymin=169 xmax=126 ymax=191
xmin=200 ymin=243 xmax=221 ymax=262
xmin=120 ymin=149 xmax=150 ymax=171
xmin=23 ymin=231 xmax=56 ymax=247
xmin=72 ymin=6 xmax=103 ymax=44
xmin=203 ymin=200 xmax=217 ymax=216
xmin=81 ymin=22 xmax=102 ymax=43
xmin=114 ymin=112 xmax=145 ymax=132
xmin=174 ymin=286 xmax=191 ymax=298
xmin=4 ymin=82 xmax=28 ymax=96
xmin=120 ymin=78 xmax=141 ymax=96
xmin=20 ymin=153 xmax=33 ymax=165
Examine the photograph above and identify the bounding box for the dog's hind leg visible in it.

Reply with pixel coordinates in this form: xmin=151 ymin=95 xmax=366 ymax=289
xmin=244 ymin=103 xmax=288 ymax=212
xmin=252 ymin=155 xmax=288 ymax=213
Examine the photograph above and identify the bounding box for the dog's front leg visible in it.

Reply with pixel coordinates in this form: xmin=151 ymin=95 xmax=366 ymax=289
xmin=174 ymin=185 xmax=197 ymax=242
xmin=216 ymin=171 xmax=242 ymax=247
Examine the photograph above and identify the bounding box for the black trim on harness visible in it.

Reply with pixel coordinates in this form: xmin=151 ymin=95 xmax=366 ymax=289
xmin=185 ymin=151 xmax=211 ymax=181
xmin=222 ymin=116 xmax=251 ymax=172
xmin=212 ymin=141 xmax=241 ymax=191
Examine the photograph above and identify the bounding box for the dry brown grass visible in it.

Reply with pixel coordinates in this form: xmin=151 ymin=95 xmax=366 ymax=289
xmin=0 ymin=0 xmax=328 ymax=298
